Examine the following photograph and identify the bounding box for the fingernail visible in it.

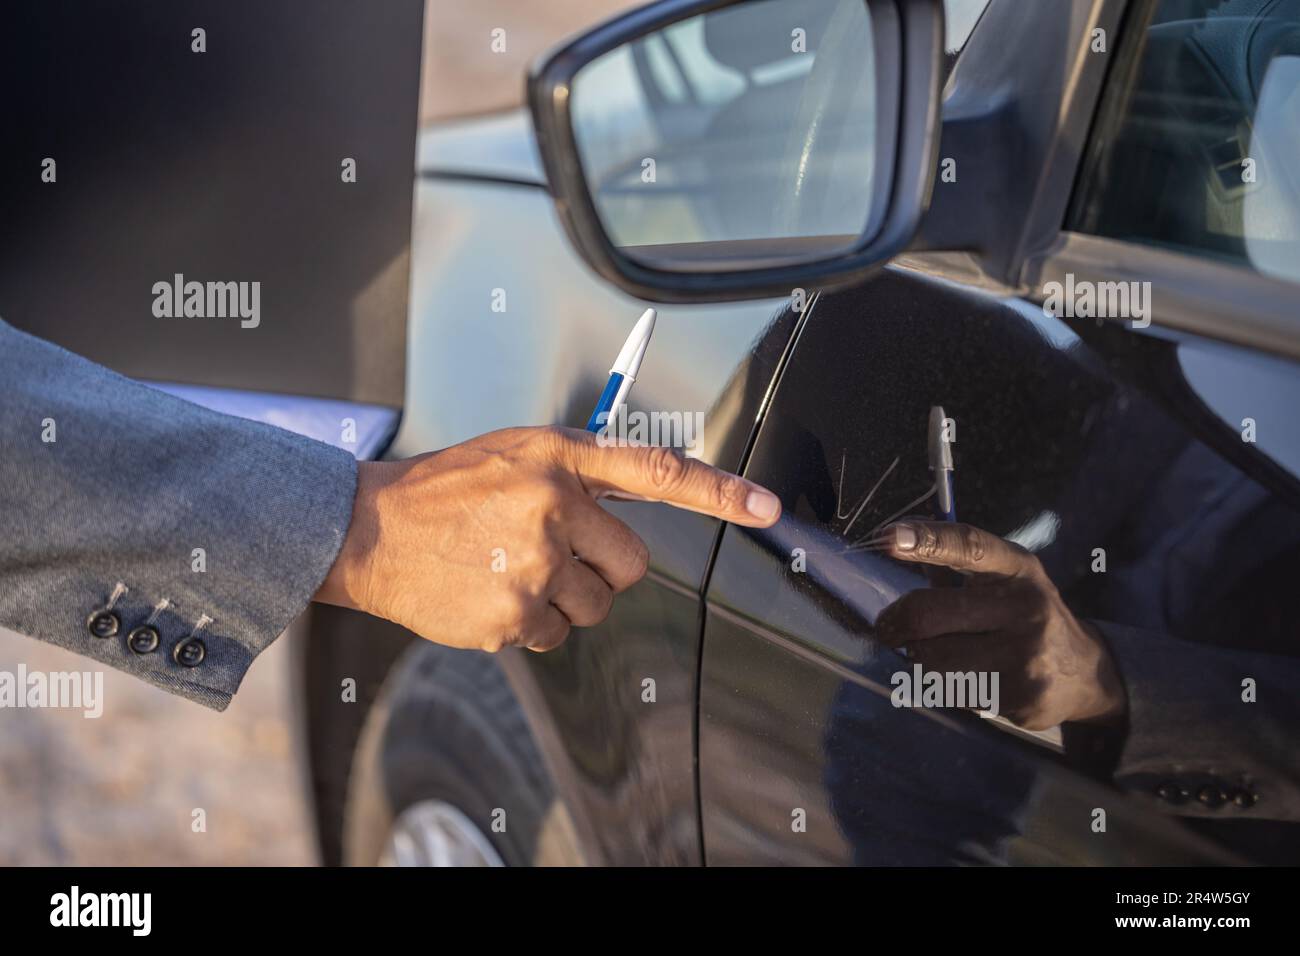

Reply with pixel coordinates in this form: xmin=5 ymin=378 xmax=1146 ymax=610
xmin=892 ymin=523 xmax=917 ymax=551
xmin=745 ymin=489 xmax=781 ymax=521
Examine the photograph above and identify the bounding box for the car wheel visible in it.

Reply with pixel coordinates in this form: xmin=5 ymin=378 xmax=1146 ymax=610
xmin=342 ymin=642 xmax=584 ymax=866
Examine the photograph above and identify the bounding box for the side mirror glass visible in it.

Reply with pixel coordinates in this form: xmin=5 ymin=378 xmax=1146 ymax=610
xmin=530 ymin=0 xmax=944 ymax=302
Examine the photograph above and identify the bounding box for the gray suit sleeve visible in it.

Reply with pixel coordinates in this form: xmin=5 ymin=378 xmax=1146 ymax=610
xmin=1067 ymin=621 xmax=1300 ymax=822
xmin=0 ymin=319 xmax=358 ymax=711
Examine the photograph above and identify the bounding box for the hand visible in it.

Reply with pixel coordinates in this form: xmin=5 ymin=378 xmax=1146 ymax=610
xmin=875 ymin=520 xmax=1125 ymax=730
xmin=314 ymin=426 xmax=782 ymax=653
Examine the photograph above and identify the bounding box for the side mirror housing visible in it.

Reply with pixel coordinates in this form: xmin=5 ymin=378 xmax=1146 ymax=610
xmin=529 ymin=0 xmax=945 ymax=303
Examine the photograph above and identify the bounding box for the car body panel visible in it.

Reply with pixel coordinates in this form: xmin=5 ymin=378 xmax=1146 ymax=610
xmin=699 ymin=265 xmax=1300 ymax=864
xmin=390 ymin=147 xmax=799 ymax=863
xmin=417 ymin=109 xmax=546 ymax=186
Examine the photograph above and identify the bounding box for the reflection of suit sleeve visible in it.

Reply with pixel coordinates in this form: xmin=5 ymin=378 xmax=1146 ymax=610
xmin=1064 ymin=621 xmax=1300 ymax=823
xmin=0 ymin=319 xmax=356 ymax=711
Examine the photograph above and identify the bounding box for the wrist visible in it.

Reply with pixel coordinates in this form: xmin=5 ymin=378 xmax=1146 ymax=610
xmin=314 ymin=459 xmax=385 ymax=613
xmin=1075 ymin=621 xmax=1128 ymax=723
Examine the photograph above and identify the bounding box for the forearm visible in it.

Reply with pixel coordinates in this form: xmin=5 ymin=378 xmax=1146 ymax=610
xmin=3 ymin=317 xmax=781 ymax=705
xmin=0 ymin=318 xmax=357 ymax=710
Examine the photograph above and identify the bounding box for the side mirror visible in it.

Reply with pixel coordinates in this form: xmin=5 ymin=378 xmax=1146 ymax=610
xmin=529 ymin=0 xmax=945 ymax=303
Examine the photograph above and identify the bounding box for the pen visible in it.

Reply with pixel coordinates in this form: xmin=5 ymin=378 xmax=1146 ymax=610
xmin=928 ymin=405 xmax=956 ymax=522
xmin=585 ymin=308 xmax=657 ymax=432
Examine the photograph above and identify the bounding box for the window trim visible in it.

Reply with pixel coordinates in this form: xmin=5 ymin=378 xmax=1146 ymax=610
xmin=912 ymin=0 xmax=1131 ymax=286
xmin=1065 ymin=0 xmax=1156 ymax=236
xmin=1023 ymin=230 xmax=1300 ymax=363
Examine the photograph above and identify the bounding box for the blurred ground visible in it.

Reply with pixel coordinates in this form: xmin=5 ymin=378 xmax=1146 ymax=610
xmin=0 ymin=0 xmax=637 ymax=868
xmin=419 ymin=0 xmax=637 ymax=123
xmin=0 ymin=627 xmax=314 ymax=865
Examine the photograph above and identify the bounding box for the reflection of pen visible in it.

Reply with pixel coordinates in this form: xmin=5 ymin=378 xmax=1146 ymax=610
xmin=928 ymin=405 xmax=956 ymax=522
xmin=585 ymin=308 xmax=657 ymax=432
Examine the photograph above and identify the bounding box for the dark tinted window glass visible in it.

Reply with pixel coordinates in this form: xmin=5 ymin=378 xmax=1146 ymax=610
xmin=1072 ymin=0 xmax=1300 ymax=284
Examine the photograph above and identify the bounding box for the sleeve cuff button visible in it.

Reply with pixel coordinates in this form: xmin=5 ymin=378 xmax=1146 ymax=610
xmin=1155 ymin=781 xmax=1188 ymax=804
xmin=1197 ymin=785 xmax=1227 ymax=809
xmin=173 ymin=636 xmax=207 ymax=667
xmin=86 ymin=610 xmax=121 ymax=639
xmin=127 ymin=625 xmax=161 ymax=655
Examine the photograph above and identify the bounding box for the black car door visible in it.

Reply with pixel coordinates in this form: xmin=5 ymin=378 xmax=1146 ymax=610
xmin=697 ymin=0 xmax=1300 ymax=865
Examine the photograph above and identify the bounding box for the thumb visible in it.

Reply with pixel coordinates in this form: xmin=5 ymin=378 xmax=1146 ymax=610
xmin=884 ymin=520 xmax=1037 ymax=579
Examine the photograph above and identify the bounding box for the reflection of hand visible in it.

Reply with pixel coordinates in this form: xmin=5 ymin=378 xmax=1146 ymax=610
xmin=876 ymin=520 xmax=1126 ymax=730
xmin=315 ymin=426 xmax=781 ymax=654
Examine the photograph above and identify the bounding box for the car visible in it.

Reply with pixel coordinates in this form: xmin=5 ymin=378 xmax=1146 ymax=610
xmin=297 ymin=0 xmax=1300 ymax=866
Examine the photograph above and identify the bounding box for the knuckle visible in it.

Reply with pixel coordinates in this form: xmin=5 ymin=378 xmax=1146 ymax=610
xmin=500 ymin=591 xmax=532 ymax=628
xmin=532 ymin=479 xmax=568 ymax=517
xmin=641 ymin=445 xmax=688 ymax=492
xmin=915 ymin=523 xmax=945 ymax=560
xmin=1004 ymin=538 xmax=1037 ymax=573
xmin=713 ymin=473 xmax=749 ymax=514
xmin=1025 ymin=552 xmax=1051 ymax=585
xmin=960 ymin=525 xmax=986 ymax=565
xmin=574 ymin=583 xmax=613 ymax=628
xmin=594 ymin=583 xmax=615 ymax=619
xmin=529 ymin=622 xmax=571 ymax=653
xmin=1025 ymin=656 xmax=1051 ymax=687
xmin=521 ymin=541 xmax=565 ymax=585
xmin=623 ymin=539 xmax=650 ymax=588
xmin=540 ymin=542 xmax=569 ymax=577
xmin=1001 ymin=687 xmax=1042 ymax=727
xmin=1017 ymin=707 xmax=1054 ymax=732
xmin=1023 ymin=589 xmax=1052 ymax=628
xmin=535 ymin=424 xmax=571 ymax=457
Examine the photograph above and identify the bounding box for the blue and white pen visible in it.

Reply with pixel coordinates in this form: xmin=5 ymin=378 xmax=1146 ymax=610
xmin=585 ymin=308 xmax=657 ymax=432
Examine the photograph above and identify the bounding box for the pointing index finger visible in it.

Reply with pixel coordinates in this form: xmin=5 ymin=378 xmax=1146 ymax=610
xmin=558 ymin=429 xmax=781 ymax=527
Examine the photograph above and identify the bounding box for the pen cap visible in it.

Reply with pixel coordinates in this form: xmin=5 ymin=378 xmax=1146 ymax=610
xmin=928 ymin=405 xmax=954 ymax=471
xmin=611 ymin=308 xmax=657 ymax=379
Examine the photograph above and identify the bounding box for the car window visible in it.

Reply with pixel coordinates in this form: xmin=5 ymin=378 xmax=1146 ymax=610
xmin=1071 ymin=0 xmax=1300 ymax=285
